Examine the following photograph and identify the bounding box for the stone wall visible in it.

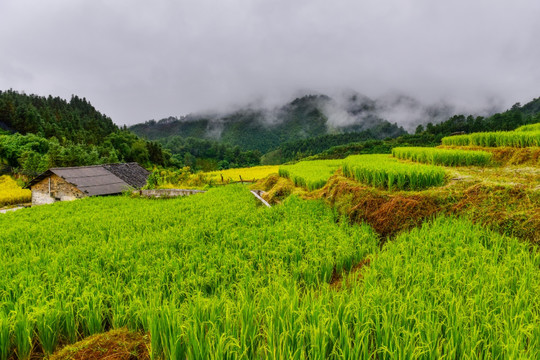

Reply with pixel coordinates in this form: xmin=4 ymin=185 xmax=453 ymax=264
xmin=31 ymin=174 xmax=85 ymax=206
xmin=137 ymin=189 xmax=205 ymax=198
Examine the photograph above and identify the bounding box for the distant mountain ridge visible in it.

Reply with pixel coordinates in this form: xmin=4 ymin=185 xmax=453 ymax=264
xmin=129 ymin=93 xmax=409 ymax=153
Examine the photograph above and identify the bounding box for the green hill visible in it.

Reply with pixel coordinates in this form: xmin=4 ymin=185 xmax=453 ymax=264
xmin=130 ymin=94 xmax=406 ymax=154
xmin=0 ymin=90 xmax=171 ymax=176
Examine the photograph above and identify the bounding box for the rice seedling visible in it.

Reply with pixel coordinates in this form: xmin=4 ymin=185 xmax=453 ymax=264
xmin=36 ymin=306 xmax=61 ymax=356
xmin=278 ymin=160 xmax=343 ymax=190
xmin=0 ymin=175 xmax=31 ymax=207
xmin=13 ymin=311 xmax=32 ymax=360
xmin=342 ymin=154 xmax=446 ymax=190
xmin=392 ymin=146 xmax=492 ymax=166
xmin=0 ymin=313 xmax=9 ymax=360
xmin=441 ymin=130 xmax=540 ymax=147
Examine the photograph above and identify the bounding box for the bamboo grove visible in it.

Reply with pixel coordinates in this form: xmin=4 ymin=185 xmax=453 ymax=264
xmin=1 ymin=186 xmax=539 ymax=359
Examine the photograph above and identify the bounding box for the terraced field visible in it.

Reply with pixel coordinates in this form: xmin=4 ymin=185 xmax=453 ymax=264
xmin=2 ymin=132 xmax=539 ymax=359
xmin=1 ymin=186 xmax=539 ymax=359
xmin=0 ymin=175 xmax=31 ymax=207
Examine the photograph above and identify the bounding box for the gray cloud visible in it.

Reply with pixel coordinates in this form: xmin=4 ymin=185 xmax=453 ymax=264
xmin=1 ymin=0 xmax=539 ymax=126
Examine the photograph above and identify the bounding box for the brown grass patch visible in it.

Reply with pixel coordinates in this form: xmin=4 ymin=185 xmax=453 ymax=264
xmin=50 ymin=328 xmax=150 ymax=360
xmin=450 ymin=184 xmax=540 ymax=243
xmin=318 ymin=174 xmax=442 ymax=239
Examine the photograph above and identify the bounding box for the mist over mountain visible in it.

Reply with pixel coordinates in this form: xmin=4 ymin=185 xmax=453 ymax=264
xmin=130 ymin=91 xmax=480 ymax=153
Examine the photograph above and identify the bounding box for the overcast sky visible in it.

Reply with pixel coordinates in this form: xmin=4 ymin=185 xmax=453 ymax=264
xmin=1 ymin=0 xmax=539 ymax=126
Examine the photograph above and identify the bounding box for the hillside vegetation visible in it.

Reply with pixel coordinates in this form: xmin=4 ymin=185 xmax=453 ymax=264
xmin=253 ymin=125 xmax=540 ymax=241
xmin=123 ymin=95 xmax=540 ymax=172
xmin=130 ymin=95 xmax=407 ymax=154
xmin=276 ymin=97 xmax=540 ymax=163
xmin=0 ymin=90 xmax=172 ymax=176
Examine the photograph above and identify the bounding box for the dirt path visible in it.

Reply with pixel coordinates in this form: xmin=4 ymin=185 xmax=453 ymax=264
xmin=0 ymin=206 xmax=24 ymax=214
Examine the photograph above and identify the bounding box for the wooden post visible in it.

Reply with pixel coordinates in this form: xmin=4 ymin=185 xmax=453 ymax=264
xmin=239 ymin=175 xmax=243 ymax=184
xmin=221 ymin=174 xmax=224 ymax=183
xmin=250 ymin=190 xmax=271 ymax=207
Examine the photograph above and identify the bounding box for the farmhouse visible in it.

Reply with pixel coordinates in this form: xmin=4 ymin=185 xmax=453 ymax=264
xmin=27 ymin=163 xmax=149 ymax=206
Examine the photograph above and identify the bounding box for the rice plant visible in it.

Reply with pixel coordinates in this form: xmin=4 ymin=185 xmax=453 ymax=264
xmin=0 ymin=175 xmax=31 ymax=207
xmin=1 ymin=185 xmax=539 ymax=358
xmin=354 ymin=216 xmax=540 ymax=359
xmin=441 ymin=130 xmax=540 ymax=147
xmin=0 ymin=313 xmax=9 ymax=360
xmin=0 ymin=185 xmax=378 ymax=358
xmin=203 ymin=165 xmax=280 ymax=183
xmin=392 ymin=146 xmax=492 ymax=166
xmin=279 ymin=159 xmax=343 ymax=190
xmin=342 ymin=154 xmax=446 ymax=190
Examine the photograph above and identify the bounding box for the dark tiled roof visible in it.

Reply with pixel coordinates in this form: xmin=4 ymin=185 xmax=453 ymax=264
xmin=27 ymin=163 xmax=149 ymax=196
xmin=103 ymin=163 xmax=149 ymax=188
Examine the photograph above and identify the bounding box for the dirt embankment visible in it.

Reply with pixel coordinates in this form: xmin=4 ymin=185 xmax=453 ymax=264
xmin=256 ymin=170 xmax=539 ymax=243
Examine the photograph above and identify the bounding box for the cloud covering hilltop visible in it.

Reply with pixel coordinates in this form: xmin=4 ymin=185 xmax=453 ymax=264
xmin=1 ymin=0 xmax=539 ymax=125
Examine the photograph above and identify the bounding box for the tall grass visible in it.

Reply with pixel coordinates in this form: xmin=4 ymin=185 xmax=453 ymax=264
xmin=279 ymin=159 xmax=343 ymax=190
xmin=392 ymin=146 xmax=492 ymax=166
xmin=343 ymin=154 xmax=446 ymax=190
xmin=442 ymin=130 xmax=540 ymax=147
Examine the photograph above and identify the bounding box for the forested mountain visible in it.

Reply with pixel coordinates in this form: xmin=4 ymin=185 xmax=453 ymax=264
xmin=415 ymin=97 xmax=540 ymax=135
xmin=0 ymin=90 xmax=117 ymax=143
xmin=0 ymin=90 xmax=171 ymax=176
xmin=130 ymin=94 xmax=540 ymax=166
xmin=296 ymin=97 xmax=540 ymax=162
xmin=262 ymin=122 xmax=407 ymax=164
xmin=157 ymin=136 xmax=261 ymax=171
xmin=130 ymin=94 xmax=407 ymax=154
xmin=4 ymin=89 xmax=537 ymax=176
